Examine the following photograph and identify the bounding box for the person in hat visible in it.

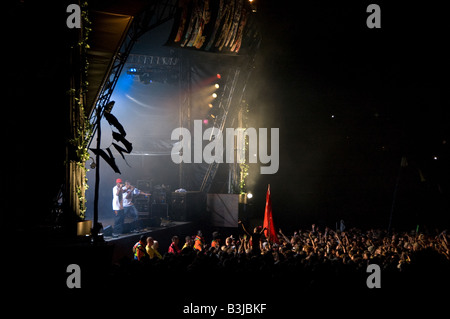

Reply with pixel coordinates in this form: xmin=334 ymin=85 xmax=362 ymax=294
xmin=112 ymin=178 xmax=124 ymax=236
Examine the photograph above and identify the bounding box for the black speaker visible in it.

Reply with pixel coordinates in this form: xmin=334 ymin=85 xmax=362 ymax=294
xmin=135 ymin=197 xmax=150 ymax=213
xmin=171 ymin=191 xmax=204 ymax=221
xmin=152 ymin=203 xmax=168 ymax=219
xmin=137 ymin=180 xmax=152 ymax=192
xmin=171 ymin=192 xmax=186 ymax=221
xmin=149 ymin=217 xmax=161 ymax=227
xmin=122 ymin=221 xmax=137 ymax=233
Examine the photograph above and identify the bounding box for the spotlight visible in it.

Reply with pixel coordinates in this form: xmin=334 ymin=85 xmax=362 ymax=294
xmin=215 ymin=83 xmax=220 ymax=89
xmin=247 ymin=192 xmax=253 ymax=199
xmin=212 ymin=93 xmax=217 ymax=98
xmin=210 ymin=114 xmax=216 ymax=119
xmin=208 ymin=103 xmax=213 ymax=108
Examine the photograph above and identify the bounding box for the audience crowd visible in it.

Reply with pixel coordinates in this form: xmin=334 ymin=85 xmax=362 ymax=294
xmin=109 ymin=223 xmax=449 ymax=297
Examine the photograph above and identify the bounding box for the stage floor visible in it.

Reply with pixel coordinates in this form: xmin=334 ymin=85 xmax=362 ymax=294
xmin=103 ymin=220 xmax=192 ymax=242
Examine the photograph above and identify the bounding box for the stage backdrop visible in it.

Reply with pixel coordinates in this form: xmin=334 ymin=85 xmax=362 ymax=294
xmin=207 ymin=193 xmax=239 ymax=227
xmin=166 ymin=0 xmax=259 ymax=54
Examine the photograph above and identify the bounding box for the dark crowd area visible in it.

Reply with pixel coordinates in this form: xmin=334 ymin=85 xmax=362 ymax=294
xmin=102 ymin=225 xmax=449 ymax=315
xmin=8 ymin=223 xmax=450 ymax=317
xmin=111 ymin=225 xmax=450 ymax=287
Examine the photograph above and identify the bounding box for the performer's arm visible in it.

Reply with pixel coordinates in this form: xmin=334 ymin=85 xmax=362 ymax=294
xmin=133 ymin=187 xmax=150 ymax=197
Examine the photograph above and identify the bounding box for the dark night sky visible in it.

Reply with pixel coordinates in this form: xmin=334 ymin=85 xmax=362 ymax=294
xmin=6 ymin=0 xmax=449 ymax=230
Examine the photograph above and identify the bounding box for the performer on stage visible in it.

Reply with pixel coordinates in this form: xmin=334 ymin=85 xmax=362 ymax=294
xmin=112 ymin=178 xmax=124 ymax=236
xmin=122 ymin=180 xmax=150 ymax=232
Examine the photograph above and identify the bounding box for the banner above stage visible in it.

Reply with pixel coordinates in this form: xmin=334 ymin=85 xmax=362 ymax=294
xmin=166 ymin=0 xmax=259 ymax=55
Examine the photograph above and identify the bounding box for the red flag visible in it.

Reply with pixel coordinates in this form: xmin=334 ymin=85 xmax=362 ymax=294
xmin=263 ymin=185 xmax=279 ymax=243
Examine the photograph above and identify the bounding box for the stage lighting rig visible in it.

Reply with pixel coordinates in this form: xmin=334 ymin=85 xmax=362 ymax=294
xmin=127 ymin=67 xmax=138 ymax=74
xmin=139 ymin=73 xmax=153 ymax=84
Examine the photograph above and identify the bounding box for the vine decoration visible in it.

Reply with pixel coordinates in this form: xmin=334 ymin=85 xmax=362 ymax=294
xmin=66 ymin=2 xmax=92 ymax=219
xmin=239 ymin=99 xmax=250 ymax=195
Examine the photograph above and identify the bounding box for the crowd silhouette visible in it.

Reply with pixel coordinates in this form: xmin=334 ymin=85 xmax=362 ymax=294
xmin=108 ymin=224 xmax=449 ymax=295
